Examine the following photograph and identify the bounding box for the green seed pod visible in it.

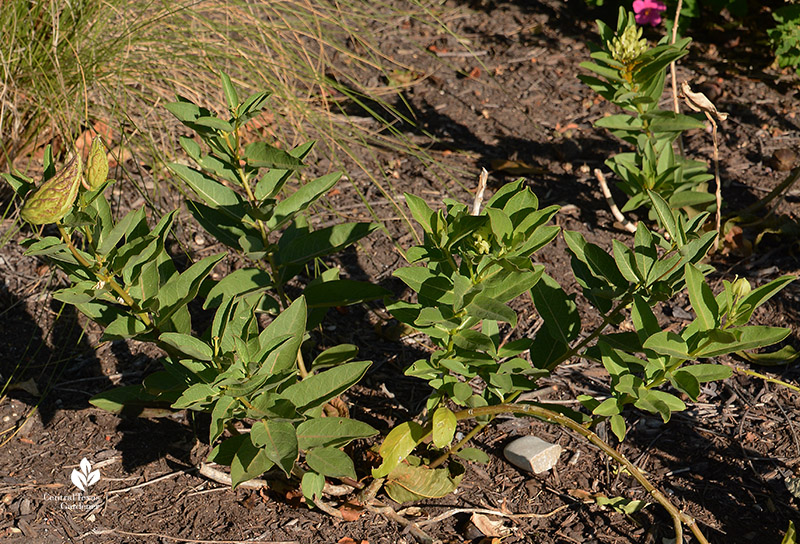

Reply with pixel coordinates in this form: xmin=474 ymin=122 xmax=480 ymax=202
xmin=20 ymin=155 xmax=83 ymax=225
xmin=85 ymin=137 xmax=109 ymax=190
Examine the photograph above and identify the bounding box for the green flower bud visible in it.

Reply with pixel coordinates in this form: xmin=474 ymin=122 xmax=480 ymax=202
xmin=731 ymin=277 xmax=751 ymax=300
xmin=20 ymin=155 xmax=82 ymax=225
xmin=610 ymin=25 xmax=648 ymax=64
xmin=85 ymin=137 xmax=109 ymax=191
xmin=473 ymin=233 xmax=490 ymax=255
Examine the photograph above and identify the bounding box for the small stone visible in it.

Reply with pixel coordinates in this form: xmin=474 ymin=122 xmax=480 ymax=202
xmin=503 ymin=436 xmax=562 ymax=474
xmin=771 ymin=148 xmax=797 ymax=171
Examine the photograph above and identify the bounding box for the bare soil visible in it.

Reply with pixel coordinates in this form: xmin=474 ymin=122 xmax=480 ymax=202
xmin=1 ymin=1 xmax=800 ymax=543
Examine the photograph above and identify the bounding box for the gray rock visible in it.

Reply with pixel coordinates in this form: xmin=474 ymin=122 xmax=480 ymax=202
xmin=503 ymin=436 xmax=562 ymax=474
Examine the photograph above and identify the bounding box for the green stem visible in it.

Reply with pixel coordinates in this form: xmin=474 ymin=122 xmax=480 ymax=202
xmin=428 ymin=421 xmax=487 ymax=469
xmin=296 ymin=349 xmax=309 ymax=380
xmin=57 ymin=224 xmax=152 ymax=328
xmin=738 ymin=167 xmax=800 ymax=218
xmin=429 ymin=392 xmax=523 ymax=469
xmin=453 ymin=403 xmax=708 ymax=544
xmin=732 ymin=366 xmax=800 ymax=395
xmin=550 ymin=295 xmax=632 ymax=368
xmin=267 ymin=251 xmax=289 ymax=310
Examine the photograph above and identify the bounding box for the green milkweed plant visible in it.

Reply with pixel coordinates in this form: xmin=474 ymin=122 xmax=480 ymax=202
xmin=580 ymin=9 xmax=716 ymax=218
xmin=4 ymin=71 xmax=796 ymax=541
xmin=3 ymin=74 xmax=389 ymax=504
xmin=371 ymin=181 xmax=792 ymax=540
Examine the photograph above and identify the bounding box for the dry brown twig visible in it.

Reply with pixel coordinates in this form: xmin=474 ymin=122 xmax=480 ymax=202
xmin=595 ymin=168 xmax=637 ymax=233
xmin=418 ymin=504 xmax=569 ymax=527
xmin=680 ymin=81 xmax=728 ymax=251
xmin=198 ymin=462 xmax=354 ymax=496
xmin=85 ymin=528 xmax=298 ymax=544
xmin=472 ymin=167 xmax=489 ymax=216
xmin=669 ymin=0 xmax=685 ymax=157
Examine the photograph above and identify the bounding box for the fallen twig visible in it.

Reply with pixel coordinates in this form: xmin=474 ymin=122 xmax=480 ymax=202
xmin=434 ymin=50 xmax=488 ymax=58
xmin=199 ymin=462 xmax=269 ymax=489
xmin=419 ymin=504 xmax=569 ymax=527
xmin=108 ymin=468 xmax=188 ymax=495
xmin=595 ymin=168 xmax=636 ymax=233
xmin=365 ymin=500 xmax=435 ymax=544
xmin=199 ymin=463 xmax=354 ymax=496
xmin=84 ymin=528 xmax=297 ymax=543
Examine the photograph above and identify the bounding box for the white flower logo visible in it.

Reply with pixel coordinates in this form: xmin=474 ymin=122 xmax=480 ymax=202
xmin=70 ymin=458 xmax=100 ymax=492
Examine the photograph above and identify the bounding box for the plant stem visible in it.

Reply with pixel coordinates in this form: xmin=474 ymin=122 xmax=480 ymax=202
xmin=57 ymin=224 xmax=152 ymax=327
xmin=453 ymin=403 xmax=708 ymax=544
xmin=707 ymin=113 xmax=721 ymax=252
xmin=595 ymin=168 xmax=636 ymax=233
xmin=428 ymin=421 xmax=487 ymax=469
xmin=551 ymin=295 xmax=632 ymax=368
xmin=669 ymin=0 xmax=685 ymax=157
xmin=732 ymin=366 xmax=800 ymax=395
xmin=738 ymin=167 xmax=800 ymax=217
xmin=296 ymin=348 xmax=309 ymax=380
xmin=266 ymin=251 xmax=289 ymax=309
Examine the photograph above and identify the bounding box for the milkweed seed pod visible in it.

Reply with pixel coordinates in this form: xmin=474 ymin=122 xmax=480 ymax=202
xmin=20 ymin=154 xmax=83 ymax=225
xmin=86 ymin=137 xmax=109 ymax=190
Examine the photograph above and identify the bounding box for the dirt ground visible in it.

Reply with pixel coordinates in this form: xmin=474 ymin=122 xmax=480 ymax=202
xmin=2 ymin=0 xmax=800 ymax=543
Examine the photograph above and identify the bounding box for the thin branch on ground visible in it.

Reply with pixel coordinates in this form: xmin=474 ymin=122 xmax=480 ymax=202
xmin=364 ymin=500 xmax=435 ymax=544
xmin=595 ymin=168 xmax=636 ymax=233
xmin=83 ymin=528 xmax=298 ymax=544
xmin=107 ymin=468 xmax=188 ymax=495
xmin=199 ymin=462 xmax=354 ymax=496
xmin=419 ymin=504 xmax=569 ymax=527
xmin=312 ymin=497 xmax=345 ymax=519
xmin=453 ymin=403 xmax=710 ymax=544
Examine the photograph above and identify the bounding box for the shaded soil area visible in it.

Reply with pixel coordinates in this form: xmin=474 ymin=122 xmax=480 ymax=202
xmin=2 ymin=0 xmax=800 ymax=543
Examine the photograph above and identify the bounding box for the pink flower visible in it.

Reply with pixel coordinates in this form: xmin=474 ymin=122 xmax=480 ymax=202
xmin=633 ymin=0 xmax=667 ymax=26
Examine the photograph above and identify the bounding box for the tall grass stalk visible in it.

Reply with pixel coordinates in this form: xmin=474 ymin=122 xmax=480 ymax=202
xmin=2 ymin=0 xmax=471 ymax=407
xmin=4 ymin=0 xmax=474 ymax=241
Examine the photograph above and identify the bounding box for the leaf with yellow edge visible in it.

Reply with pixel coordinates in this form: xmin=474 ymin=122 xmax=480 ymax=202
xmin=372 ymin=421 xmax=427 ymax=478
xmin=384 ymin=462 xmax=465 ymax=503
xmin=432 ymin=406 xmax=457 ymax=448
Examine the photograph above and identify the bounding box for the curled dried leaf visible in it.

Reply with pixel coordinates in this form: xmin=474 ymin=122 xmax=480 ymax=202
xmin=680 ymin=81 xmax=728 ymax=122
xmin=21 ymin=155 xmax=82 ymax=225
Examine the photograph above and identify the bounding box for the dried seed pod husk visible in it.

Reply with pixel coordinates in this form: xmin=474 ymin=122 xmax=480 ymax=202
xmin=680 ymin=81 xmax=729 ymax=122
xmin=86 ymin=137 xmax=109 ymax=190
xmin=21 ymin=155 xmax=83 ymax=225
